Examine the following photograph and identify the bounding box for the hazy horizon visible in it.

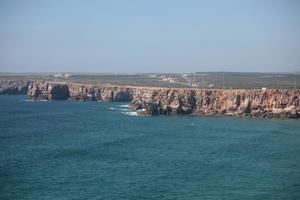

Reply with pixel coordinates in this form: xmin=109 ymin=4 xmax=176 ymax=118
xmin=1 ymin=71 xmax=300 ymax=74
xmin=1 ymin=0 xmax=300 ymax=73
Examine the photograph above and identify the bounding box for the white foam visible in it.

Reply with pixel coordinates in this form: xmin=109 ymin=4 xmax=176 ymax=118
xmin=24 ymin=99 xmax=48 ymax=102
xmin=109 ymin=107 xmax=117 ymax=110
xmin=118 ymin=108 xmax=129 ymax=111
xmin=120 ymin=104 xmax=129 ymax=108
xmin=121 ymin=111 xmax=138 ymax=116
xmin=24 ymin=99 xmax=34 ymax=102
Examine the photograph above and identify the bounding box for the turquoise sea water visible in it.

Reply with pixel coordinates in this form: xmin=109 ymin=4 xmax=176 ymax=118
xmin=0 ymin=95 xmax=300 ymax=200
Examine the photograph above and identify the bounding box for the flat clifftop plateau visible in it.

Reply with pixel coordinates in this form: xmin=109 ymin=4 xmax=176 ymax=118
xmin=1 ymin=80 xmax=299 ymax=118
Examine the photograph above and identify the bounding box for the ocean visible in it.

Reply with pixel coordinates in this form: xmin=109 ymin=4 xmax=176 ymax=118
xmin=1 ymin=95 xmax=300 ymax=200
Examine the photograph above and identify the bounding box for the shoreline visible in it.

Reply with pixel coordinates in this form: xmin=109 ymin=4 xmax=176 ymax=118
xmin=1 ymin=79 xmax=300 ymax=119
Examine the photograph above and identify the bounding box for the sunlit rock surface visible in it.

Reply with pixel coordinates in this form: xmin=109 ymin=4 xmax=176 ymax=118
xmin=1 ymin=79 xmax=299 ymax=118
xmin=27 ymin=81 xmax=134 ymax=102
xmin=130 ymin=88 xmax=300 ymax=118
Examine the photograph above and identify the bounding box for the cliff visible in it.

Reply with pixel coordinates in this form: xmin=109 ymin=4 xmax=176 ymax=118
xmin=1 ymin=80 xmax=299 ymax=118
xmin=0 ymin=80 xmax=30 ymax=95
xmin=130 ymin=88 xmax=300 ymax=118
xmin=27 ymin=81 xmax=134 ymax=102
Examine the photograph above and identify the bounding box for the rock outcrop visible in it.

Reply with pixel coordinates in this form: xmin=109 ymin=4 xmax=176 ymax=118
xmin=27 ymin=81 xmax=134 ymax=101
xmin=130 ymin=88 xmax=300 ymax=118
xmin=0 ymin=80 xmax=30 ymax=95
xmin=1 ymin=79 xmax=299 ymax=118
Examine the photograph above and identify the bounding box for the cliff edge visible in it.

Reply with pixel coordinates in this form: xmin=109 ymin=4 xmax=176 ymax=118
xmin=0 ymin=80 xmax=30 ymax=95
xmin=1 ymin=80 xmax=299 ymax=118
xmin=27 ymin=81 xmax=134 ymax=102
xmin=130 ymin=88 xmax=300 ymax=118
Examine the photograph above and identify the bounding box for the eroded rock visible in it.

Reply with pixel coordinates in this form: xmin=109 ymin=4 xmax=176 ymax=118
xmin=1 ymin=79 xmax=299 ymax=118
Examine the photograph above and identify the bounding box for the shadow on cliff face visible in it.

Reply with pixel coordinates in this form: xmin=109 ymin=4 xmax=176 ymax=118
xmin=51 ymin=85 xmax=70 ymax=100
xmin=113 ymin=91 xmax=132 ymax=102
xmin=0 ymin=80 xmax=29 ymax=95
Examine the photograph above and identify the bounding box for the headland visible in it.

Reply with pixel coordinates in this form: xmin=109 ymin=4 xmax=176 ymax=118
xmin=1 ymin=79 xmax=299 ymax=118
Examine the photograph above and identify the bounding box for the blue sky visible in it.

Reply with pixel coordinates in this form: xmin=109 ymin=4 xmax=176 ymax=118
xmin=0 ymin=0 xmax=299 ymax=73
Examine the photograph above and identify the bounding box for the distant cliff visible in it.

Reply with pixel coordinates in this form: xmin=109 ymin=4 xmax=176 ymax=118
xmin=27 ymin=81 xmax=134 ymax=102
xmin=1 ymin=80 xmax=299 ymax=118
xmin=0 ymin=80 xmax=30 ymax=95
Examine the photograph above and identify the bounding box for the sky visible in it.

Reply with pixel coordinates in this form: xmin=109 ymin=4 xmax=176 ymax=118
xmin=0 ymin=0 xmax=300 ymax=73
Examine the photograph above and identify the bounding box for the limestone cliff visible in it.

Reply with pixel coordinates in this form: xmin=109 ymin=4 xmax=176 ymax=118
xmin=27 ymin=81 xmax=134 ymax=102
xmin=1 ymin=80 xmax=299 ymax=118
xmin=0 ymin=80 xmax=30 ymax=95
xmin=130 ymin=88 xmax=300 ymax=118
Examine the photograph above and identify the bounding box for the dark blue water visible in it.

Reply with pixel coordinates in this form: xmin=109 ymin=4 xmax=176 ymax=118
xmin=1 ymin=95 xmax=300 ymax=200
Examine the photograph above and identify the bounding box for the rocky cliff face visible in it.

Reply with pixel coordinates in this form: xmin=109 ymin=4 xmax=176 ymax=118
xmin=0 ymin=80 xmax=30 ymax=95
xmin=27 ymin=81 xmax=134 ymax=102
xmin=130 ymin=88 xmax=300 ymax=118
xmin=1 ymin=80 xmax=299 ymax=118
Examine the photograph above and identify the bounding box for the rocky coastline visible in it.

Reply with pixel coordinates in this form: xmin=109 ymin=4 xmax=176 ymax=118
xmin=26 ymin=81 xmax=134 ymax=102
xmin=0 ymin=79 xmax=30 ymax=95
xmin=130 ymin=88 xmax=300 ymax=118
xmin=1 ymin=79 xmax=299 ymax=118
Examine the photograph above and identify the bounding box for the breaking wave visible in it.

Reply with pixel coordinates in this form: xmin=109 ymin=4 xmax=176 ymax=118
xmin=121 ymin=111 xmax=138 ymax=116
xmin=120 ymin=104 xmax=129 ymax=108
